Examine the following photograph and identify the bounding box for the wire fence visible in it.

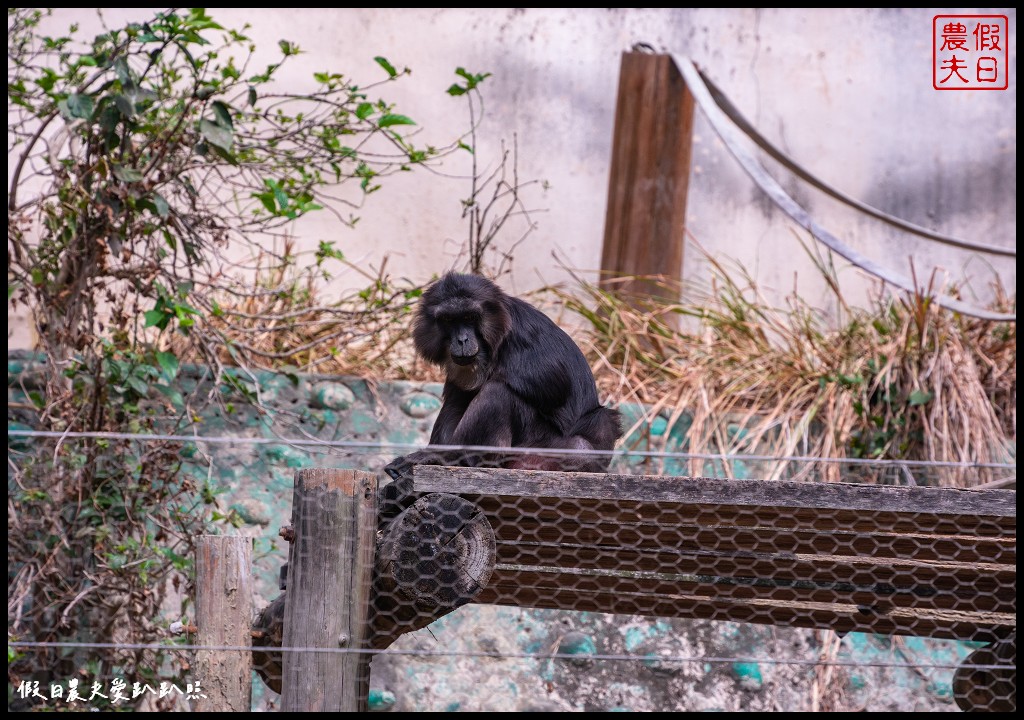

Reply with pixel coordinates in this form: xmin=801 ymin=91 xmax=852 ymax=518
xmin=7 ymin=432 xmax=1016 ymax=712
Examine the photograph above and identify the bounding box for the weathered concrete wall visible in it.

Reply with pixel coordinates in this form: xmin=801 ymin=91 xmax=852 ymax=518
xmin=9 ymin=8 xmax=1016 ymax=347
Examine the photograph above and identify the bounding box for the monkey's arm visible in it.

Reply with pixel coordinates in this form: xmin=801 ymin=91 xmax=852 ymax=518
xmin=386 ymin=382 xmax=514 ymax=476
xmin=380 ymin=383 xmax=516 ymax=520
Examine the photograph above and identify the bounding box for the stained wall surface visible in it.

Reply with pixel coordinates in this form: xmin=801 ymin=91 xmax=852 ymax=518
xmin=9 ymin=8 xmax=1016 ymax=344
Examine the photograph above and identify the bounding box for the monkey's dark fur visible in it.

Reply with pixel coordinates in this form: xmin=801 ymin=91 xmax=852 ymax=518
xmin=382 ymin=273 xmax=621 ymax=516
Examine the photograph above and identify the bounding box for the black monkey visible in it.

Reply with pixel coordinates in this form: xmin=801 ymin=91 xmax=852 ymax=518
xmin=382 ymin=272 xmax=621 ymax=515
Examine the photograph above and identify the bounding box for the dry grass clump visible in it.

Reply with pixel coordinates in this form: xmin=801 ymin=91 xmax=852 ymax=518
xmin=174 ymin=244 xmax=441 ymax=383
xmin=192 ymin=242 xmax=1014 ymax=487
xmin=555 ymin=254 xmax=1015 ymax=487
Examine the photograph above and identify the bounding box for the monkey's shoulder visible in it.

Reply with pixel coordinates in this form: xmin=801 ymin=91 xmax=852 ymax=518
xmin=504 ymin=298 xmax=582 ymax=349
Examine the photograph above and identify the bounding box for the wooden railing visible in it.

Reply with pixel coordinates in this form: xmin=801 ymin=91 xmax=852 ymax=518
xmin=415 ymin=467 xmax=1015 ymax=643
xmin=247 ymin=467 xmax=1015 ymax=711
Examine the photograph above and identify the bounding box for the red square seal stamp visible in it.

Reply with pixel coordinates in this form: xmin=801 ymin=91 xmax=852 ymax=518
xmin=933 ymin=15 xmax=1009 ymax=90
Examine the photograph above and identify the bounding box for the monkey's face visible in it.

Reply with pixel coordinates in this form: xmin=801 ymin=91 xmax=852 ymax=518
xmin=443 ymin=314 xmax=482 ymax=366
xmin=431 ymin=309 xmax=490 ymax=391
xmin=412 ymin=273 xmax=511 ymax=389
xmin=414 ymin=294 xmax=489 ymax=367
xmin=438 ymin=312 xmax=490 ymax=391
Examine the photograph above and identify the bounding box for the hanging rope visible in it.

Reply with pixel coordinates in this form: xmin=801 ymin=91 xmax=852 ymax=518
xmin=697 ymin=68 xmax=1014 ymax=258
xmin=673 ymin=55 xmax=1015 ymax=323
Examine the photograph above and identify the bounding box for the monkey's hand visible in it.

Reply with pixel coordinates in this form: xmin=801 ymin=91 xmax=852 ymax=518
xmin=384 ymin=449 xmax=447 ymax=482
xmin=379 ymin=455 xmax=412 ymax=524
xmin=380 ymin=449 xmax=452 ymax=523
xmin=383 ymin=454 xmax=414 ymax=482
xmin=380 ymin=451 xmax=444 ymax=524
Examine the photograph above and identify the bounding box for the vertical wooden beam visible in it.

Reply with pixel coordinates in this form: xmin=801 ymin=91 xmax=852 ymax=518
xmin=600 ymin=52 xmax=695 ymax=302
xmin=195 ymin=535 xmax=253 ymax=712
xmin=281 ymin=469 xmax=378 ymax=712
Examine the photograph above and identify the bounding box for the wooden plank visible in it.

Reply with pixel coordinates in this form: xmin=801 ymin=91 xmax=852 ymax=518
xmin=485 ymin=562 xmax=1012 ymax=615
xmin=484 ymin=514 xmax=1015 ymax=565
xmin=414 ymin=466 xmax=1017 ymax=518
xmin=491 ymin=544 xmax=1015 ymax=614
xmin=282 ymin=469 xmax=377 ymax=712
xmin=195 ymin=535 xmax=253 ymax=712
xmin=972 ymin=476 xmax=1016 ymax=490
xmin=477 ymin=568 xmax=1015 ymax=642
xmin=474 ymin=495 xmax=1014 ymax=537
xmin=600 ymin=51 xmax=694 ymax=301
xmin=413 ymin=466 xmax=1015 ymax=642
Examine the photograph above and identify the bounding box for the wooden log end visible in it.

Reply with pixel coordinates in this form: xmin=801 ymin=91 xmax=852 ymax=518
xmin=953 ymin=635 xmax=1016 ymax=712
xmin=370 ymin=493 xmax=496 ymax=650
xmin=377 ymin=492 xmax=496 ymax=609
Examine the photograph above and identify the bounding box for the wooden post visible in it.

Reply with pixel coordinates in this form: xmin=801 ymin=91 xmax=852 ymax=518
xmin=600 ymin=51 xmax=695 ymax=303
xmin=195 ymin=535 xmax=253 ymax=712
xmin=281 ymin=469 xmax=378 ymax=712
xmin=250 ymin=492 xmax=494 ymax=690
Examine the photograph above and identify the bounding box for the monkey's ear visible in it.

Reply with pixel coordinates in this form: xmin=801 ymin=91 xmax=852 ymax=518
xmin=413 ymin=308 xmax=448 ymax=365
xmin=481 ymin=300 xmax=510 ymax=351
